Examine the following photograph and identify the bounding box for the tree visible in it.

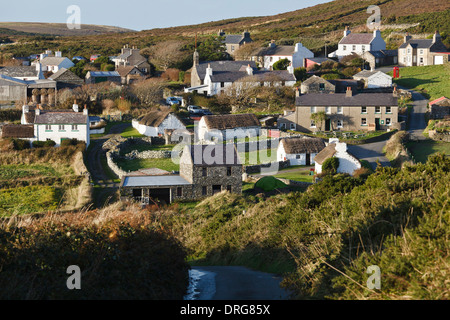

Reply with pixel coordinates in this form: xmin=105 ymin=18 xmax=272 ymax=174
xmin=310 ymin=111 xmax=327 ymax=131
xmin=272 ymin=58 xmax=291 ymax=70
xmin=322 ymin=157 xmax=339 ymax=175
xmin=294 ymin=67 xmax=308 ymax=81
xmin=233 ymin=41 xmax=261 ymax=61
xmin=148 ymin=40 xmax=187 ymax=71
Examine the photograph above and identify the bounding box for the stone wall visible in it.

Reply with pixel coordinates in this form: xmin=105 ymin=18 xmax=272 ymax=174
xmin=429 ymin=130 xmax=450 ymax=142
xmin=244 ymin=161 xmax=290 ymax=174
xmin=430 ymin=105 xmax=450 ymax=120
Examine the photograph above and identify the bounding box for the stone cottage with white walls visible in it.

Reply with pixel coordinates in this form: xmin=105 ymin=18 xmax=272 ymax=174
xmin=20 ymin=102 xmax=90 ymax=147
xmin=329 ymin=27 xmax=386 ymax=60
xmin=198 ymin=113 xmax=261 ymax=142
xmin=277 ymin=137 xmax=326 ymax=166
xmin=132 ymin=109 xmax=186 ymax=137
xmin=314 ymin=140 xmax=361 ymax=175
xmin=353 ymin=70 xmax=393 ymax=88
xmin=34 ymin=51 xmax=75 ymax=73
xmin=252 ymin=42 xmax=314 ymax=70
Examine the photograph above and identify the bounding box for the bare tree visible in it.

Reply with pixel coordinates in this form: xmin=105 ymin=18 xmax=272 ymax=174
xmin=233 ymin=41 xmax=262 ymax=61
xmin=147 ymin=40 xmax=187 ymax=71
xmin=128 ymin=78 xmax=168 ymax=106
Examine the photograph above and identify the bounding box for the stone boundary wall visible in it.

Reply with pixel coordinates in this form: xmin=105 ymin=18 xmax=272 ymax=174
xmin=429 ymin=130 xmax=450 ymax=143
xmin=244 ymin=161 xmax=290 ymax=174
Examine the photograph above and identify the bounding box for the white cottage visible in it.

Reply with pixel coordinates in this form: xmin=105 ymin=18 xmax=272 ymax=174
xmin=329 ymin=27 xmax=386 ymax=60
xmin=254 ymin=42 xmax=314 ymax=70
xmin=13 ymin=102 xmax=90 ymax=147
xmin=314 ymin=140 xmax=361 ymax=175
xmin=277 ymin=137 xmax=326 ymax=166
xmin=353 ymin=70 xmax=392 ymax=88
xmin=132 ymin=109 xmax=186 ymax=137
xmin=198 ymin=113 xmax=261 ymax=142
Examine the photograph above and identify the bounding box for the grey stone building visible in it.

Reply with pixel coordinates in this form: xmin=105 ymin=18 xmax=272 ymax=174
xmin=119 ymin=144 xmax=243 ymax=205
xmin=221 ymin=30 xmax=253 ymax=56
xmin=48 ymin=68 xmax=84 ymax=89
xmin=398 ymin=31 xmax=448 ymax=67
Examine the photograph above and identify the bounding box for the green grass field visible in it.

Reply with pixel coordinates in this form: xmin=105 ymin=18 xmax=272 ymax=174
xmin=120 ymin=126 xmax=145 ymax=138
xmin=390 ymin=64 xmax=450 ymax=101
xmin=238 ymin=148 xmax=277 ymax=165
xmin=115 ymin=157 xmax=180 ymax=173
xmin=273 ymin=167 xmax=315 ymax=183
xmin=406 ymin=139 xmax=450 ymax=163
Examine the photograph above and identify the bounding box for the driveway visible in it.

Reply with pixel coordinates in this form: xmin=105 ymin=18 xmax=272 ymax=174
xmin=186 ymin=266 xmax=291 ymax=300
xmin=348 ymin=141 xmax=390 ymax=170
xmin=400 ymin=87 xmax=429 ymax=141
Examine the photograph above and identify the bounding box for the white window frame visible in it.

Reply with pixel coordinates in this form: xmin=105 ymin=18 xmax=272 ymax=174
xmin=386 ymin=118 xmax=392 ymax=126
xmin=311 ymin=106 xmax=316 ymax=113
xmin=325 ymin=106 xmax=331 ymax=114
xmin=310 ymin=120 xmax=316 ymax=128
xmin=361 ymin=118 xmax=367 ymax=126
xmin=337 ymin=106 xmax=343 ymax=114
xmin=361 ymin=106 xmax=367 ymax=114
xmin=337 ymin=120 xmax=343 ymax=128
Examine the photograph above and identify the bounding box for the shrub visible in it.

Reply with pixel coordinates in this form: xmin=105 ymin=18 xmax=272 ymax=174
xmin=273 ymin=58 xmax=291 ymax=70
xmin=12 ymin=139 xmax=30 ymax=151
xmin=32 ymin=141 xmax=46 ymax=148
xmin=321 ymin=73 xmax=341 ymax=80
xmin=44 ymin=140 xmax=56 ymax=147
xmin=322 ymin=157 xmax=339 ymax=174
xmin=61 ymin=138 xmax=79 ymax=147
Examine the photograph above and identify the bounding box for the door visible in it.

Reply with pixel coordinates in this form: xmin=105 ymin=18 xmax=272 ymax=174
xmin=325 ymin=119 xmax=331 ymax=131
xmin=306 ymin=153 xmax=311 ymax=166
xmin=149 ymin=188 xmax=171 ymax=205
xmin=212 ymin=185 xmax=222 ymax=195
xmin=375 ymin=118 xmax=380 ymax=130
xmin=434 ymin=56 xmax=444 ymax=65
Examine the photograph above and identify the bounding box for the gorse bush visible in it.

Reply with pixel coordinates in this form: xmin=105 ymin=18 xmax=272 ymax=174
xmin=0 ymin=204 xmax=189 ymax=299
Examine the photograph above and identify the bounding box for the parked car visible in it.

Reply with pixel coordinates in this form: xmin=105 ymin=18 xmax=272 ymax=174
xmin=166 ymin=97 xmax=182 ymax=106
xmin=187 ymin=105 xmax=203 ymax=114
xmin=200 ymin=109 xmax=213 ymax=115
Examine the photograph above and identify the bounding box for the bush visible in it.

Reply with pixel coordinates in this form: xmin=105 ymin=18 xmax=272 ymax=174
xmin=321 ymin=73 xmax=341 ymax=80
xmin=32 ymin=141 xmax=46 ymax=148
xmin=44 ymin=140 xmax=56 ymax=147
xmin=273 ymin=58 xmax=291 ymax=70
xmin=60 ymin=138 xmax=79 ymax=147
xmin=322 ymin=157 xmax=339 ymax=174
xmin=12 ymin=139 xmax=30 ymax=151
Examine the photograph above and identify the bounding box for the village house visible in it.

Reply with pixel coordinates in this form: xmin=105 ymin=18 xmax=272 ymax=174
xmin=132 ymin=109 xmax=186 ymax=137
xmin=34 ymin=50 xmax=75 ymax=73
xmin=48 ymin=68 xmax=84 ymax=89
xmin=0 ymin=72 xmax=56 ymax=105
xmin=398 ymin=31 xmax=449 ymax=67
xmin=116 ymin=66 xmax=145 ymax=85
xmin=220 ymin=30 xmax=253 ymax=56
xmin=299 ymin=76 xmax=363 ymax=95
xmin=198 ymin=113 xmax=261 ymax=142
xmin=252 ymin=41 xmax=314 ymax=70
xmin=292 ymin=87 xmax=400 ymax=132
xmin=119 ymin=144 xmax=243 ymax=204
xmin=329 ymin=27 xmax=386 ymax=60
xmin=1 ymin=102 xmax=90 ymax=147
xmin=361 ymin=50 xmax=398 ymax=70
xmin=85 ymin=71 xmax=121 ymax=85
xmin=352 ymin=70 xmax=393 ymax=89
xmin=314 ymin=140 xmax=361 ymax=175
xmin=277 ymin=137 xmax=326 ymax=166
xmin=429 ymin=96 xmax=450 ymax=120
xmin=113 ymin=45 xmax=151 ymax=75
xmin=0 ymin=63 xmax=45 ymax=81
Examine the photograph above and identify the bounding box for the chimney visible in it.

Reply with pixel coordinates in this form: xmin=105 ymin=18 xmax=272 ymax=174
xmin=35 ymin=106 xmax=41 ymax=115
xmin=246 ymin=64 xmax=253 ymax=76
xmin=393 ymin=86 xmax=398 ymax=97
xmin=433 ymin=30 xmax=441 ymax=44
xmin=206 ymin=64 xmax=213 ymax=77
xmin=287 ymin=63 xmax=294 ymax=74
xmin=344 ymin=26 xmax=351 ymax=37
xmin=373 ymin=28 xmax=381 ymax=38
xmin=218 ymin=29 xmax=225 ymax=37
xmin=294 ymin=42 xmax=302 ymax=52
xmin=295 ymin=87 xmax=300 ymax=97
xmin=346 ymin=86 xmax=353 ymax=97
xmin=73 ymin=100 xmax=79 ymax=112
xmin=55 ymin=51 xmax=62 ymax=57
xmin=22 ymin=105 xmax=29 ymax=114
xmin=269 ymin=40 xmax=276 ymax=48
xmin=404 ymin=32 xmax=412 ymax=43
xmin=83 ymin=105 xmax=88 ymax=115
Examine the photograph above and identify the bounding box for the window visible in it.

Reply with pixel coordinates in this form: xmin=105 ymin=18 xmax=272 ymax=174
xmin=352 ymin=45 xmax=356 ymax=51
xmin=202 ymin=167 xmax=207 ymax=177
xmin=280 ymin=123 xmax=286 ymax=129
xmin=407 ymin=48 xmax=411 ymax=54
xmin=231 ymin=45 xmax=235 ymax=52
xmin=45 ymin=125 xmax=52 ymax=131
xmin=319 ymin=83 xmax=325 ymax=91
xmin=177 ymin=187 xmax=182 ymax=197
xmin=386 ymin=106 xmax=392 ymax=114
xmin=72 ymin=124 xmax=78 ymax=131
xmin=361 ymin=106 xmax=367 ymax=114
xmin=337 ymin=120 xmax=343 ymax=128
xmin=375 ymin=106 xmax=381 ymax=114
xmin=220 ymin=82 xmax=225 ymax=88
xmin=202 ymin=186 xmax=207 ymax=196
xmin=419 ymin=49 xmax=424 ymax=55
xmin=290 ymin=123 xmax=296 ymax=130
xmin=296 ymin=155 xmax=301 ymax=159
xmin=337 ymin=106 xmax=343 ymax=114
xmin=362 ymin=45 xmax=366 ymax=52
xmin=325 ymin=106 xmax=331 ymax=114
xmin=386 ymin=118 xmax=391 ymax=125
xmin=420 ymin=57 xmax=424 ymax=64
xmin=343 ymin=45 xmax=347 ymax=51
xmin=310 ymin=106 xmax=316 ymax=113
xmin=58 ymin=125 xmax=65 ymax=131
xmin=310 ymin=120 xmax=316 ymax=128
xmin=227 ymin=167 xmax=232 ymax=176
xmin=361 ymin=118 xmax=367 ymax=126
xmin=226 ymin=185 xmax=232 ymax=192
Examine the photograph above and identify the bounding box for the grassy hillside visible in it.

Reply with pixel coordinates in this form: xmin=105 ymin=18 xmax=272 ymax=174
xmin=1 ymin=0 xmax=449 ymax=58
xmin=170 ymin=153 xmax=450 ymax=299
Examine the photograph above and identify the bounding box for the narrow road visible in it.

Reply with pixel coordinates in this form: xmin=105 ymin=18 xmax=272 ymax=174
xmin=86 ymin=122 xmax=131 ymax=208
xmin=186 ymin=266 xmax=291 ymax=300
xmin=401 ymin=87 xmax=429 ymax=141
xmin=348 ymin=141 xmax=390 ymax=170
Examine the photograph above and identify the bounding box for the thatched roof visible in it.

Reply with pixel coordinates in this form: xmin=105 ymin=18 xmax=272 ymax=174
xmin=202 ymin=113 xmax=260 ymax=130
xmin=1 ymin=124 xmax=34 ymax=139
xmin=313 ymin=144 xmax=337 ymax=165
xmin=137 ymin=110 xmax=174 ymax=127
xmin=281 ymin=138 xmax=326 ymax=154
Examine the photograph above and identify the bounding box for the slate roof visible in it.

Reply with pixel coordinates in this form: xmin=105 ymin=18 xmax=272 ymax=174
xmin=40 ymin=57 xmax=73 ymax=66
xmin=202 ymin=113 xmax=261 ymax=130
xmin=0 ymin=66 xmax=38 ymax=78
xmin=281 ymin=137 xmax=326 ymax=154
xmin=48 ymin=68 xmax=83 ymax=82
xmin=225 ymin=35 xmax=247 ymax=44
xmin=399 ymin=39 xmax=433 ymax=49
xmin=208 ymin=69 xmax=295 ymax=83
xmin=339 ymin=33 xmax=374 ymax=45
xmin=195 ymin=61 xmax=257 ymax=81
xmin=296 ymin=93 xmax=398 ymax=106
xmin=257 ymin=45 xmax=295 ymax=56
xmin=121 ymin=175 xmax=191 ymax=188
xmin=0 ymin=74 xmax=27 ymax=86
xmin=34 ymin=110 xmax=88 ymax=124
xmin=353 ymin=70 xmax=391 ymax=79
xmin=184 ymin=144 xmax=242 ymax=167
xmin=366 ymin=50 xmax=398 ymax=58
xmin=117 ymin=66 xmax=141 ymax=77
xmin=1 ymin=124 xmax=35 ymax=138
xmin=87 ymin=71 xmax=120 ymax=77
